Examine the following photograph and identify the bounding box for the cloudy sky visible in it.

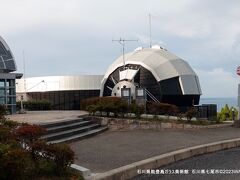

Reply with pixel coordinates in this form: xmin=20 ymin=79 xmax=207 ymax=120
xmin=0 ymin=0 xmax=240 ymax=97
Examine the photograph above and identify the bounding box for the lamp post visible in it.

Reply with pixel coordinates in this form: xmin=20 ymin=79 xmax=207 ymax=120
xmin=236 ymin=66 xmax=240 ymax=120
xmin=18 ymin=80 xmax=45 ymax=114
xmin=238 ymin=84 xmax=240 ymax=120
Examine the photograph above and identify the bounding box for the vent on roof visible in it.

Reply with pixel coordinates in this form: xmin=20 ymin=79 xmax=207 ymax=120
xmin=134 ymin=47 xmax=143 ymax=51
xmin=152 ymin=45 xmax=165 ymax=49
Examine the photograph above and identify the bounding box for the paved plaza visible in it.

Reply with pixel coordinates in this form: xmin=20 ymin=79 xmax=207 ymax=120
xmin=6 ymin=111 xmax=240 ymax=175
xmin=7 ymin=110 xmax=88 ymax=124
xmin=132 ymin=147 xmax=240 ymax=180
xmin=69 ymin=127 xmax=240 ymax=173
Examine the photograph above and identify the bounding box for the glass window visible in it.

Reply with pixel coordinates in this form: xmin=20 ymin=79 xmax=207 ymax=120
xmin=0 ymin=89 xmax=5 ymax=96
xmin=6 ymin=88 xmax=15 ymax=95
xmin=6 ymin=80 xmax=9 ymax=87
xmin=0 ymin=42 xmax=7 ymax=55
xmin=11 ymin=88 xmax=15 ymax=95
xmin=10 ymin=80 xmax=15 ymax=87
xmin=12 ymin=97 xmax=16 ymax=104
xmin=0 ymin=97 xmax=5 ymax=104
xmin=0 ymin=80 xmax=5 ymax=87
xmin=6 ymin=89 xmax=10 ymax=95
xmin=7 ymin=97 xmax=12 ymax=104
xmin=137 ymin=89 xmax=144 ymax=97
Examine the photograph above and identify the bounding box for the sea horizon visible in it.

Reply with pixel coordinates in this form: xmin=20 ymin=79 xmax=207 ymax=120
xmin=200 ymin=97 xmax=238 ymax=112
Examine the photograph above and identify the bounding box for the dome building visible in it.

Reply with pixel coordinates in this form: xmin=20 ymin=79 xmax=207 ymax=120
xmin=100 ymin=46 xmax=201 ymax=106
xmin=0 ymin=36 xmax=22 ymax=113
xmin=16 ymin=45 xmax=202 ymax=111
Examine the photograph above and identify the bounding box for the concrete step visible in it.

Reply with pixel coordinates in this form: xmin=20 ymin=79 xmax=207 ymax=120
xmin=46 ymin=121 xmax=92 ymax=134
xmin=48 ymin=126 xmax=108 ymax=144
xmin=41 ymin=124 xmax=101 ymax=141
xmin=40 ymin=118 xmax=84 ymax=128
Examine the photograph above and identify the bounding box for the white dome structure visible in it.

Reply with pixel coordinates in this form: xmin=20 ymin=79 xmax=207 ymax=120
xmin=100 ymin=47 xmax=202 ymax=106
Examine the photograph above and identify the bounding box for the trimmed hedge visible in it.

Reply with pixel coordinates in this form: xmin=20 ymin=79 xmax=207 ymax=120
xmin=81 ymin=96 xmax=128 ymax=117
xmin=81 ymin=97 xmax=181 ymax=117
xmin=17 ymin=100 xmax=52 ymax=111
xmin=147 ymin=102 xmax=179 ymax=116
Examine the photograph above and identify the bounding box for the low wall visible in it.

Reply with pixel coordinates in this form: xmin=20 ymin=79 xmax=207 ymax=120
xmin=87 ymin=116 xmax=231 ymax=131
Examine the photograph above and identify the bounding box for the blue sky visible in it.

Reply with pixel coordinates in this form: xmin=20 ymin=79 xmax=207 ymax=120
xmin=0 ymin=0 xmax=240 ymax=97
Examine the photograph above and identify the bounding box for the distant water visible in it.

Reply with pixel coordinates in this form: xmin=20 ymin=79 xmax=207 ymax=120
xmin=200 ymin=97 xmax=238 ymax=112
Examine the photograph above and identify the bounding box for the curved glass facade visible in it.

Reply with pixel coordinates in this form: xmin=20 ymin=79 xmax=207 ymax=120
xmin=0 ymin=37 xmax=16 ymax=73
xmin=0 ymin=36 xmax=22 ymax=114
xmin=0 ymin=79 xmax=16 ymax=113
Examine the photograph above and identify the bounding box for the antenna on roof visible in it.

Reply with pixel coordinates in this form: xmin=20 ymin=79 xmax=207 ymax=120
xmin=149 ymin=13 xmax=152 ymax=48
xmin=22 ymin=50 xmax=26 ymax=93
xmin=112 ymin=38 xmax=138 ymax=69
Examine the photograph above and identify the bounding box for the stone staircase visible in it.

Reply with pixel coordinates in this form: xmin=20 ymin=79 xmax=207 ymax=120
xmin=40 ymin=117 xmax=108 ymax=144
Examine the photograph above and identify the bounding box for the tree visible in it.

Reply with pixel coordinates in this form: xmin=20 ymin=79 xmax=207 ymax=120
xmin=14 ymin=125 xmax=46 ymax=159
xmin=185 ymin=107 xmax=198 ymax=121
xmin=218 ymin=104 xmax=238 ymax=121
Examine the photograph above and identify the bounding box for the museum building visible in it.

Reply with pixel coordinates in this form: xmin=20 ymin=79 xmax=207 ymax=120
xmin=16 ymin=45 xmax=202 ymax=110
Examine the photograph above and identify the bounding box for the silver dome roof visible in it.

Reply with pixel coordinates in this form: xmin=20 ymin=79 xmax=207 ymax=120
xmin=101 ymin=48 xmax=201 ymax=95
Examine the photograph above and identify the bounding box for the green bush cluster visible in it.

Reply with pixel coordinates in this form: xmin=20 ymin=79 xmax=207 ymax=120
xmin=17 ymin=100 xmax=52 ymax=111
xmin=129 ymin=102 xmax=145 ymax=119
xmin=82 ymin=97 xmax=147 ymax=118
xmin=81 ymin=97 xmax=184 ymax=118
xmin=217 ymin=104 xmax=238 ymax=122
xmin=81 ymin=97 xmax=129 ymax=117
xmin=184 ymin=107 xmax=198 ymax=121
xmin=147 ymin=102 xmax=179 ymax=116
xmin=0 ymin=105 xmax=79 ymax=179
xmin=81 ymin=97 xmax=207 ymax=122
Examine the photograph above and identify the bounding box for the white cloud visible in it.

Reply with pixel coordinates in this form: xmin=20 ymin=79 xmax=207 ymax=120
xmin=1 ymin=0 xmax=240 ymax=97
xmin=196 ymin=68 xmax=239 ymax=97
xmin=134 ymin=34 xmax=167 ymax=48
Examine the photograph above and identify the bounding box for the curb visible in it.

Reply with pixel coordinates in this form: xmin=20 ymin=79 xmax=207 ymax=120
xmin=92 ymin=138 xmax=240 ymax=180
xmin=71 ymin=164 xmax=92 ymax=179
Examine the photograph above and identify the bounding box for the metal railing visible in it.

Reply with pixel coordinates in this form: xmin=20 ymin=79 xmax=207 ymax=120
xmin=145 ymin=88 xmax=160 ymax=103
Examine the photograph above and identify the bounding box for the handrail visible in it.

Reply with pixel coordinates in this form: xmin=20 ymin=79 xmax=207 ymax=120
xmin=145 ymin=88 xmax=160 ymax=103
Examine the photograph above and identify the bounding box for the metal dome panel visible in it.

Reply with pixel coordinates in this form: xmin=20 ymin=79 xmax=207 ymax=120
xmin=103 ymin=48 xmax=196 ymax=82
xmin=101 ymin=48 xmax=201 ymax=96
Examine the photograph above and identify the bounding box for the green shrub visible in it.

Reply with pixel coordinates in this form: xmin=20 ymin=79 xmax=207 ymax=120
xmin=81 ymin=97 xmax=100 ymax=110
xmin=0 ymin=106 xmax=18 ymax=127
xmin=17 ymin=100 xmax=52 ymax=111
xmin=15 ymin=124 xmax=46 ymax=144
xmin=0 ymin=126 xmax=13 ymax=143
xmin=86 ymin=104 xmax=100 ymax=115
xmin=0 ymin=122 xmax=78 ymax=179
xmin=45 ymin=143 xmax=74 ymax=175
xmin=0 ymin=105 xmax=6 ymax=120
xmin=82 ymin=97 xmax=182 ymax=118
xmin=0 ymin=147 xmax=34 ymax=180
xmin=1 ymin=120 xmax=18 ymax=128
xmin=129 ymin=103 xmax=145 ymax=119
xmin=36 ymin=158 xmax=56 ymax=176
xmin=14 ymin=124 xmax=47 ymax=159
xmin=185 ymin=107 xmax=198 ymax=121
xmin=82 ymin=97 xmax=128 ymax=117
xmin=147 ymin=102 xmax=179 ymax=116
